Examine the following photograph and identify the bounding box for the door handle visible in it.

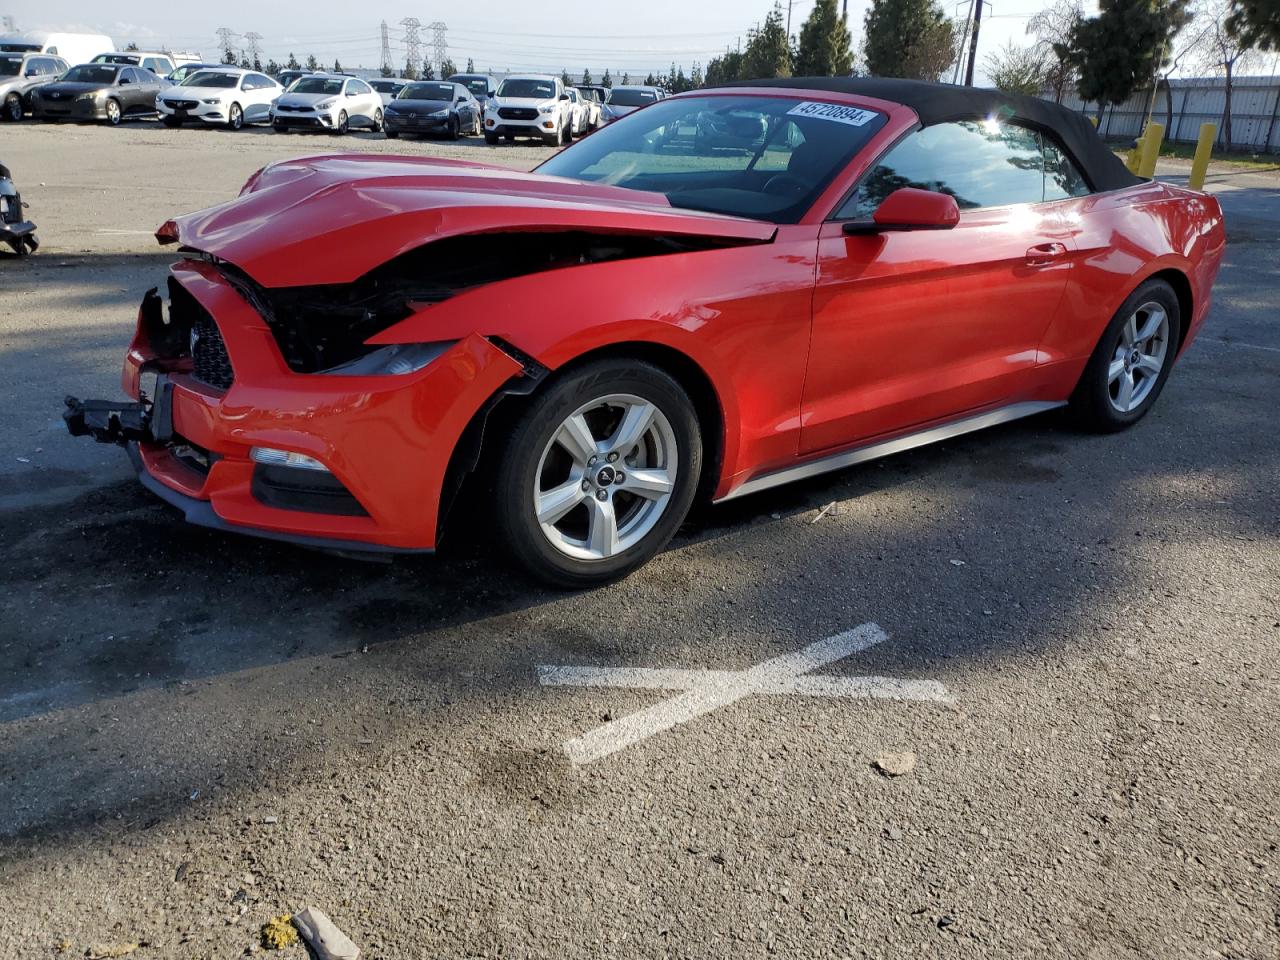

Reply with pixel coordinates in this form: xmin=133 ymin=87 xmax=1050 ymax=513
xmin=1025 ymin=242 xmax=1067 ymax=266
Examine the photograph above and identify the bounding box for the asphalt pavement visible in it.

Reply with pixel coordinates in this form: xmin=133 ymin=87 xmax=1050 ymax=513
xmin=0 ymin=125 xmax=1277 ymax=959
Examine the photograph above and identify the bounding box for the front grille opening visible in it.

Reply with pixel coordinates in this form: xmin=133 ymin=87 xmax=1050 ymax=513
xmin=169 ymin=433 xmax=218 ymax=476
xmin=168 ymin=276 xmax=235 ymax=391
xmin=251 ymin=464 xmax=369 ymax=517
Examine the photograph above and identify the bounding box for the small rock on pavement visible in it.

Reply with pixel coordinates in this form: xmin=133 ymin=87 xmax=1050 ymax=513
xmin=292 ymin=907 xmax=361 ymax=960
xmin=872 ymin=751 xmax=917 ymax=777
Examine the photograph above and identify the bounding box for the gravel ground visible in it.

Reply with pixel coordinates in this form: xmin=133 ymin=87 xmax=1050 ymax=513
xmin=0 ymin=123 xmax=1277 ymax=960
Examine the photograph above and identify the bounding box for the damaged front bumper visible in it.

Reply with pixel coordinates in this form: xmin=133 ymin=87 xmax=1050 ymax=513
xmin=64 ymin=258 xmax=528 ymax=555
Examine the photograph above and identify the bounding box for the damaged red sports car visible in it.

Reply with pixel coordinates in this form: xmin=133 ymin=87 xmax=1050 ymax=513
xmin=66 ymin=78 xmax=1225 ymax=586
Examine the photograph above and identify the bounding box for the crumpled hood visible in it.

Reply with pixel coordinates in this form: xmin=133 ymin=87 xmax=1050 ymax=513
xmin=157 ymin=153 xmax=776 ymax=287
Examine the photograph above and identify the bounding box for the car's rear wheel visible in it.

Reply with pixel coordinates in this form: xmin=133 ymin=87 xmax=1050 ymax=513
xmin=372 ymin=108 xmax=383 ymax=131
xmin=3 ymin=93 xmax=22 ymax=121
xmin=161 ymin=115 xmax=182 ymax=128
xmin=227 ymin=102 xmax=243 ymax=130
xmin=494 ymin=359 xmax=702 ymax=587
xmin=105 ymin=98 xmax=121 ymax=125
xmin=1070 ymin=278 xmax=1182 ymax=432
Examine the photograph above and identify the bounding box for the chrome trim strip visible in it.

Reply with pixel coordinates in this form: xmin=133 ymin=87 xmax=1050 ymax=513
xmin=717 ymin=401 xmax=1065 ymax=502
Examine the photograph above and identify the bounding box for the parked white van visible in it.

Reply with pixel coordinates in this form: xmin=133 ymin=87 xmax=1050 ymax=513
xmin=0 ymin=32 xmax=114 ymax=69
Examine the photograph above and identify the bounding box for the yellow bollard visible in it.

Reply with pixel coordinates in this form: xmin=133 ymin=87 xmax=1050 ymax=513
xmin=1188 ymin=122 xmax=1217 ymax=191
xmin=1088 ymin=115 xmax=1099 ymax=127
xmin=1125 ymin=126 xmax=1147 ymax=173
xmin=1137 ymin=122 xmax=1165 ymax=178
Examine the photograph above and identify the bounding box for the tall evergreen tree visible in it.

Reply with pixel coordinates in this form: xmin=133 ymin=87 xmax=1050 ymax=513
xmin=466 ymin=57 xmax=475 ymax=72
xmin=864 ymin=0 xmax=955 ymax=79
xmin=305 ymin=54 xmax=319 ymax=71
xmin=1059 ymin=0 xmax=1191 ymax=107
xmin=561 ymin=68 xmax=572 ymax=86
xmin=422 ymin=61 xmax=435 ymax=80
xmin=286 ymin=53 xmax=301 ymax=70
xmin=402 ymin=58 xmax=418 ymax=80
xmin=333 ymin=58 xmax=342 ymax=73
xmin=440 ymin=57 xmax=456 ymax=78
xmin=266 ymin=59 xmax=281 ymax=76
xmin=602 ymin=68 xmax=613 ymax=87
xmin=796 ymin=0 xmax=855 ymax=75
xmin=742 ymin=4 xmax=793 ymax=78
xmin=1227 ymin=0 xmax=1280 ymax=48
xmin=690 ymin=61 xmax=703 ymax=87
xmin=645 ymin=72 xmax=657 ymax=85
xmin=582 ymin=68 xmax=593 ymax=84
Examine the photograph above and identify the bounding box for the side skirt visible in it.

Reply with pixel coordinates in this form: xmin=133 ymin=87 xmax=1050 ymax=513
xmin=716 ymin=400 xmax=1065 ymax=503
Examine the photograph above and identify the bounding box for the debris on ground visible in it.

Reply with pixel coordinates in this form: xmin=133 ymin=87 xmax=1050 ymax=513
xmin=811 ymin=502 xmax=841 ymax=524
xmin=291 ymin=907 xmax=361 ymax=960
xmin=872 ymin=751 xmax=917 ymax=777
xmin=260 ymin=915 xmax=298 ymax=951
xmin=85 ymin=944 xmax=139 ymax=959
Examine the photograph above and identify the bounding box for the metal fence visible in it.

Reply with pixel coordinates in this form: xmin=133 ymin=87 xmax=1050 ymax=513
xmin=1054 ymin=76 xmax=1280 ymax=152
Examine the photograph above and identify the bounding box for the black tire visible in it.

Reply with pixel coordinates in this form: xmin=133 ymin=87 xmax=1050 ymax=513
xmin=542 ymin=130 xmax=559 ymax=147
xmin=3 ymin=92 xmax=22 ymax=121
xmin=1069 ymin=278 xmax=1182 ymax=433
xmin=372 ymin=108 xmax=383 ymax=132
xmin=161 ymin=115 xmax=182 ymax=128
xmin=494 ymin=359 xmax=702 ymax=588
xmin=385 ymin=129 xmax=399 ymax=139
xmin=447 ymin=115 xmax=459 ymax=140
xmin=333 ymin=109 xmax=348 ymax=135
xmin=105 ymin=98 xmax=122 ymax=126
xmin=272 ymin=122 xmax=287 ymax=133
xmin=484 ymin=131 xmax=498 ymax=145
xmin=227 ymin=102 xmax=243 ymax=130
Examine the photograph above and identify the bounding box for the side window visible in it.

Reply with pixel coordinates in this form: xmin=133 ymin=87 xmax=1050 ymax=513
xmin=1042 ymin=135 xmax=1092 ymax=201
xmin=351 ymin=80 xmax=370 ymax=95
xmin=838 ymin=119 xmax=1046 ymax=219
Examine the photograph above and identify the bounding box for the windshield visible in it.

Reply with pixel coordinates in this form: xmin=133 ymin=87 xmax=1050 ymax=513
xmin=92 ymin=53 xmax=136 ymax=64
xmin=609 ymin=88 xmax=658 ymax=107
xmin=182 ymin=71 xmax=238 ymax=88
xmin=498 ymin=78 xmax=555 ymax=100
xmin=0 ymin=56 xmax=20 ymax=77
xmin=399 ymin=82 xmax=453 ymax=101
xmin=291 ymin=77 xmax=343 ymax=95
xmin=62 ymin=65 xmax=119 ymax=84
xmin=451 ymin=75 xmax=489 ymax=95
xmin=538 ymin=95 xmax=888 ymax=224
xmin=370 ymin=80 xmax=401 ymax=92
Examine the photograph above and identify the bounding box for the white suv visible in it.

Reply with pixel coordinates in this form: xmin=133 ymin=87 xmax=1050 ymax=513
xmin=483 ymin=74 xmax=571 ymax=146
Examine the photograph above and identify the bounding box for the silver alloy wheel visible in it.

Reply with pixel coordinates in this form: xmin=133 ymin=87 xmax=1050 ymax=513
xmin=533 ymin=394 xmax=678 ymax=561
xmin=1108 ymin=301 xmax=1170 ymax=413
xmin=106 ymin=99 xmax=121 ymax=125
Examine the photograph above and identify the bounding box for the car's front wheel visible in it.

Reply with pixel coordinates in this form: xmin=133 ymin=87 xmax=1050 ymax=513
xmin=1070 ymin=278 xmax=1182 ymax=432
xmin=3 ymin=93 xmax=22 ymax=121
xmin=105 ymin=98 xmax=122 ymax=125
xmin=333 ymin=109 xmax=348 ymax=134
xmin=227 ymin=102 xmax=243 ymax=130
xmin=494 ymin=359 xmax=702 ymax=587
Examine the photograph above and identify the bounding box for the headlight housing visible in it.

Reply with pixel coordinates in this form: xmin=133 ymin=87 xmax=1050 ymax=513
xmin=538 ymin=103 xmax=555 ymax=114
xmin=320 ymin=341 xmax=456 ymax=377
xmin=314 ymin=98 xmax=336 ymax=110
xmin=202 ymin=97 xmax=221 ymax=105
xmin=76 ymin=92 xmax=98 ymax=102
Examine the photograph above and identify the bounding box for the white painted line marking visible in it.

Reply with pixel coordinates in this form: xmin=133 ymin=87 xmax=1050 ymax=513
xmin=539 ymin=622 xmax=953 ymax=765
xmin=1199 ymin=336 xmax=1280 ymax=354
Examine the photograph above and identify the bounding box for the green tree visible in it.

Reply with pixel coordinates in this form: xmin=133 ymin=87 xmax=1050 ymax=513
xmin=1227 ymin=0 xmax=1280 ymax=47
xmin=704 ymin=49 xmax=744 ymax=84
xmin=422 ymin=61 xmax=435 ymax=79
xmin=403 ymin=58 xmax=418 ymax=80
xmin=305 ymin=54 xmax=319 ymax=71
xmin=984 ymin=41 xmax=1047 ymax=93
xmin=125 ymin=41 xmax=139 ymax=51
xmin=239 ymin=56 xmax=252 ymax=70
xmin=863 ymin=0 xmax=956 ymax=79
xmin=561 ymin=68 xmax=571 ymax=85
xmin=1060 ymin=0 xmax=1191 ymax=109
xmin=621 ymin=72 xmax=631 ymax=84
xmin=645 ymin=72 xmax=657 ymax=85
xmin=796 ymin=0 xmax=855 ymax=75
xmin=266 ymin=59 xmax=281 ymax=76
xmin=582 ymin=67 xmax=593 ymax=84
xmin=690 ymin=61 xmax=703 ymax=87
xmin=602 ymin=67 xmax=613 ymax=87
xmin=286 ymin=52 xmax=300 ymax=70
xmin=333 ymin=58 xmax=342 ymax=73
xmin=440 ymin=57 xmax=456 ymax=78
xmin=742 ymin=4 xmax=793 ymax=78
xmin=222 ymin=48 xmax=238 ymax=65
xmin=466 ymin=57 xmax=475 ymax=72
xmin=380 ymin=62 xmax=395 ymax=77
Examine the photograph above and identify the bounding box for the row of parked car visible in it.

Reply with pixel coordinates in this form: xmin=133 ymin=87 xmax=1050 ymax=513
xmin=1 ymin=44 xmax=667 ymax=144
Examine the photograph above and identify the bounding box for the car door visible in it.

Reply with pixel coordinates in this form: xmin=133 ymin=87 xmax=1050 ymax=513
xmin=114 ymin=67 xmax=139 ymax=112
xmin=799 ymin=119 xmax=1077 ymax=455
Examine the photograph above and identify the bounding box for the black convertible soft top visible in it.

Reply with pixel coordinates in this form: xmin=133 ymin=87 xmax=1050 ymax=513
xmin=729 ymin=77 xmax=1141 ymax=193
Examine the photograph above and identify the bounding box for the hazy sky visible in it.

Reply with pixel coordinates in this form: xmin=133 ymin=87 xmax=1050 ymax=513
xmin=2 ymin=0 xmax=1065 ymax=81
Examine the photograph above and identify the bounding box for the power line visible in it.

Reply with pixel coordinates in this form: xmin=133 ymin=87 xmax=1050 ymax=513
xmin=399 ymin=17 xmax=422 ymax=74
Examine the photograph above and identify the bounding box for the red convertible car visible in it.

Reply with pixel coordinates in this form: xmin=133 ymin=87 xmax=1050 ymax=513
xmin=66 ymin=78 xmax=1225 ymax=586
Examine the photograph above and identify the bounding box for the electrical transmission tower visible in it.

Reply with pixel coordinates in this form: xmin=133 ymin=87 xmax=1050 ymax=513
xmin=400 ymin=17 xmax=422 ymax=76
xmin=215 ymin=27 xmax=239 ymax=64
xmin=243 ymin=31 xmax=262 ymax=69
xmin=2 ymin=15 xmax=16 ymax=32
xmin=379 ymin=20 xmax=393 ymax=75
xmin=429 ymin=21 xmax=448 ymax=76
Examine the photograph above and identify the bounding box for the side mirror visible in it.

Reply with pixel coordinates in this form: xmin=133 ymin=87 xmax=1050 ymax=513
xmin=843 ymin=187 xmax=960 ymax=235
xmin=559 ymin=93 xmax=569 ymax=101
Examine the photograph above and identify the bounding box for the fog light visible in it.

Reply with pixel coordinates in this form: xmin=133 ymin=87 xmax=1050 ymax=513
xmin=543 ymin=121 xmax=554 ymax=129
xmin=249 ymin=447 xmax=329 ymax=472
xmin=485 ymin=118 xmax=494 ymax=127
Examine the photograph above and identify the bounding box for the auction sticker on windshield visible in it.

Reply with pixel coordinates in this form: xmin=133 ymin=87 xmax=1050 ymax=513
xmin=787 ymin=102 xmax=880 ymax=126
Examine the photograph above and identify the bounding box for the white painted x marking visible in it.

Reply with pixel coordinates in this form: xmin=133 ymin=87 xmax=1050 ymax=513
xmin=538 ymin=622 xmax=953 ymax=765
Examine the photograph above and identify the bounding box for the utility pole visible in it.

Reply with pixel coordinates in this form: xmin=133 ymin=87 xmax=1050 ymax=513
xmin=243 ymin=31 xmax=262 ymax=70
xmin=786 ymin=0 xmax=794 ymax=38
xmin=215 ymin=27 xmax=239 ymax=65
xmin=953 ymin=0 xmax=973 ymax=85
xmin=429 ymin=21 xmax=448 ymax=77
xmin=962 ymin=0 xmax=984 ymax=86
xmin=379 ymin=20 xmax=393 ymax=75
xmin=400 ymin=17 xmax=422 ymax=76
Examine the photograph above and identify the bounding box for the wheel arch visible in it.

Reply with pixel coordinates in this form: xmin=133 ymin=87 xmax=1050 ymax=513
xmin=1144 ymin=266 xmax=1194 ymax=355
xmin=436 ymin=339 xmax=727 ymax=543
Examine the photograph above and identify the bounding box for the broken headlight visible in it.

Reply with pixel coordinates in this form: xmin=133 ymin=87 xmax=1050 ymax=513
xmin=319 ymin=341 xmax=456 ymax=377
